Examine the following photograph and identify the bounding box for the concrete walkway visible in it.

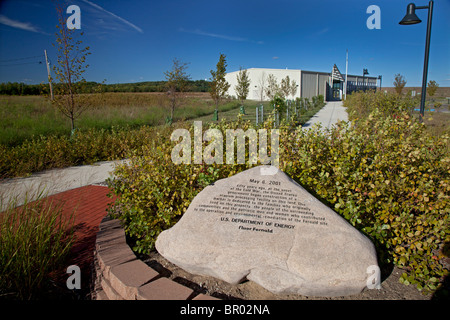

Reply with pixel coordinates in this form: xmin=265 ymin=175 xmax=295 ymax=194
xmin=302 ymin=101 xmax=348 ymax=130
xmin=0 ymin=160 xmax=126 ymax=211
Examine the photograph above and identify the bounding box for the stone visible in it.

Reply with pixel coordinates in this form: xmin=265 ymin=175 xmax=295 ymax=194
xmin=137 ymin=278 xmax=194 ymax=300
xmin=155 ymin=165 xmax=379 ymax=297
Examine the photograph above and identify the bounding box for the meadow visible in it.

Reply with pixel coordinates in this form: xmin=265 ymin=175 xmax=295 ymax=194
xmin=0 ymin=92 xmax=246 ymax=147
xmin=1 ymin=92 xmax=295 ymax=179
xmin=1 ymin=91 xmax=448 ymax=178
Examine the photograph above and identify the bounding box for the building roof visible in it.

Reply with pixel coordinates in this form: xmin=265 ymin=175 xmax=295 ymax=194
xmin=332 ymin=64 xmax=345 ymax=82
xmin=227 ymin=67 xmax=378 ymax=80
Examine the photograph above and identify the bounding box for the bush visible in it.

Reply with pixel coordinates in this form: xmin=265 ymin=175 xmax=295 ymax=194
xmin=108 ymin=93 xmax=449 ymax=294
xmin=107 ymin=119 xmax=277 ymax=253
xmin=282 ymin=110 xmax=449 ymax=293
xmin=344 ymin=90 xmax=419 ymax=121
xmin=0 ymin=126 xmax=159 ymax=179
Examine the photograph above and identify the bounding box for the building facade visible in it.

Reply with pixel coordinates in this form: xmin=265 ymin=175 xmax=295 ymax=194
xmin=225 ymin=65 xmax=378 ymax=101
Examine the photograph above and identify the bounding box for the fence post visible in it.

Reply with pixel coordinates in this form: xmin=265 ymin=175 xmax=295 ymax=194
xmin=261 ymin=104 xmax=264 ymax=123
xmin=256 ymin=105 xmax=259 ymax=125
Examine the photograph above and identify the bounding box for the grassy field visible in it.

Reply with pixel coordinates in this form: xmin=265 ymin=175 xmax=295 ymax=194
xmin=2 ymin=91 xmax=446 ymax=180
xmin=0 ymin=92 xmax=328 ymax=179
xmin=418 ymin=109 xmax=450 ymax=145
xmin=0 ymin=93 xmax=247 ymax=147
xmin=2 ymin=92 xmax=447 ymax=147
xmin=0 ymin=92 xmax=326 ymax=147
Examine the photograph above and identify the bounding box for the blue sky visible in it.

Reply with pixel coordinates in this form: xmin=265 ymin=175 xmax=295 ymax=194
xmin=0 ymin=0 xmax=449 ymax=87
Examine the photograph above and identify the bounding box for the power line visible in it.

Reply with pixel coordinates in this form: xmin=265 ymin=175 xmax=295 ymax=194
xmin=0 ymin=61 xmax=43 ymax=67
xmin=0 ymin=55 xmax=44 ymax=63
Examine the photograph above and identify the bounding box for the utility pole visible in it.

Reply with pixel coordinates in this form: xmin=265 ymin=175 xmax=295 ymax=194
xmin=44 ymin=49 xmax=54 ymax=100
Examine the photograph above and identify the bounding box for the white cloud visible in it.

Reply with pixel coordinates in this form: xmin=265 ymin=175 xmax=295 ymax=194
xmin=80 ymin=0 xmax=143 ymax=33
xmin=0 ymin=14 xmax=43 ymax=34
xmin=179 ymin=28 xmax=263 ymax=44
xmin=179 ymin=28 xmax=246 ymax=42
xmin=315 ymin=27 xmax=329 ymax=35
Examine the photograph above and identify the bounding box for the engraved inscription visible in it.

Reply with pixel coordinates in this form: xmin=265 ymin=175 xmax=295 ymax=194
xmin=193 ymin=178 xmax=328 ymax=233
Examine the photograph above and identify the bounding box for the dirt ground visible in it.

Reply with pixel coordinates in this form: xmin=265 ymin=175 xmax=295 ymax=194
xmin=141 ymin=250 xmax=435 ymax=300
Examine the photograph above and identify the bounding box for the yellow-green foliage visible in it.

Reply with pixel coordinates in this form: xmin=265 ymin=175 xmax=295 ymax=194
xmin=108 ymin=119 xmax=277 ymax=252
xmin=344 ymin=90 xmax=419 ymax=121
xmin=282 ymin=111 xmax=449 ymax=293
xmin=0 ymin=126 xmax=157 ymax=178
xmin=108 ymin=95 xmax=449 ymax=294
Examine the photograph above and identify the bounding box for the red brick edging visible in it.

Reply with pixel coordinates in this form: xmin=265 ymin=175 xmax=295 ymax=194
xmin=93 ymin=216 xmax=219 ymax=300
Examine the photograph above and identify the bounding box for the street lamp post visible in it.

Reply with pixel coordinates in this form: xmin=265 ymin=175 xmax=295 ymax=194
xmin=362 ymin=69 xmax=369 ymax=92
xmin=399 ymin=1 xmax=434 ymax=122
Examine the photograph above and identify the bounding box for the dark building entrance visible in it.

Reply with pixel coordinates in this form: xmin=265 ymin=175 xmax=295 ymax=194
xmin=332 ymin=80 xmax=342 ymax=100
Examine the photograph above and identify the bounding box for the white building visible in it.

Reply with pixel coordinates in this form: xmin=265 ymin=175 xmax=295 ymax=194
xmin=225 ymin=65 xmax=378 ymax=102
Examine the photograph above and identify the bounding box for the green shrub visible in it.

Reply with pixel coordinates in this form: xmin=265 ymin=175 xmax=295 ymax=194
xmin=344 ymin=90 xmax=419 ymax=121
xmin=0 ymin=195 xmax=74 ymax=299
xmin=107 ymin=119 xmax=277 ymax=253
xmin=0 ymin=126 xmax=160 ymax=179
xmin=271 ymin=94 xmax=286 ymax=114
xmin=282 ymin=110 xmax=449 ymax=293
xmin=108 ymin=94 xmax=448 ymax=294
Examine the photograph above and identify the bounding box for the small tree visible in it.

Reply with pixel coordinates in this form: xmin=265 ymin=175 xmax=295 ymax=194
xmin=265 ymin=74 xmax=280 ymax=101
xmin=257 ymin=72 xmax=266 ymax=102
xmin=210 ymin=53 xmax=230 ymax=112
xmin=393 ymin=74 xmax=407 ymax=95
xmin=427 ymin=80 xmax=439 ymax=101
xmin=52 ymin=3 xmax=91 ymax=132
xmin=280 ymin=75 xmax=298 ymax=100
xmin=280 ymin=76 xmax=291 ymax=99
xmin=164 ymin=58 xmax=191 ymax=123
xmin=235 ymin=67 xmax=250 ymax=105
xmin=289 ymin=79 xmax=298 ymax=99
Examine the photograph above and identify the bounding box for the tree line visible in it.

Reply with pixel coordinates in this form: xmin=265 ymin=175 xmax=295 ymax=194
xmin=0 ymin=79 xmax=211 ymax=96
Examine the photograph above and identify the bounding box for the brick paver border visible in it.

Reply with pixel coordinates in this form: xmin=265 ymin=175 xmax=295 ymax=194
xmin=93 ymin=216 xmax=219 ymax=300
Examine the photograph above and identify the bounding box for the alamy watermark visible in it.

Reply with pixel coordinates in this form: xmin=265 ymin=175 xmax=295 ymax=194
xmin=171 ymin=121 xmax=279 ymax=175
xmin=66 ymin=265 xmax=81 ymax=290
xmin=366 ymin=5 xmax=381 ymax=29
xmin=66 ymin=4 xmax=81 ymax=30
xmin=366 ymin=265 xmax=381 ymax=290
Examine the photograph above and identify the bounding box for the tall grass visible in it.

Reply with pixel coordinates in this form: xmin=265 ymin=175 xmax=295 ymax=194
xmin=0 ymin=96 xmax=68 ymax=146
xmin=0 ymin=194 xmax=75 ymax=299
xmin=0 ymin=93 xmax=241 ymax=147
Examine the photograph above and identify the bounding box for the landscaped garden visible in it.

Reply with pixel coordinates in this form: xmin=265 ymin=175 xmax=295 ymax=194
xmin=1 ymin=89 xmax=448 ymax=299
xmin=106 ymin=90 xmax=449 ymax=297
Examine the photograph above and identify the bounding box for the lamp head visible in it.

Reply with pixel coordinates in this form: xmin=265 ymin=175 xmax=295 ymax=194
xmin=399 ymin=3 xmax=422 ymax=25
